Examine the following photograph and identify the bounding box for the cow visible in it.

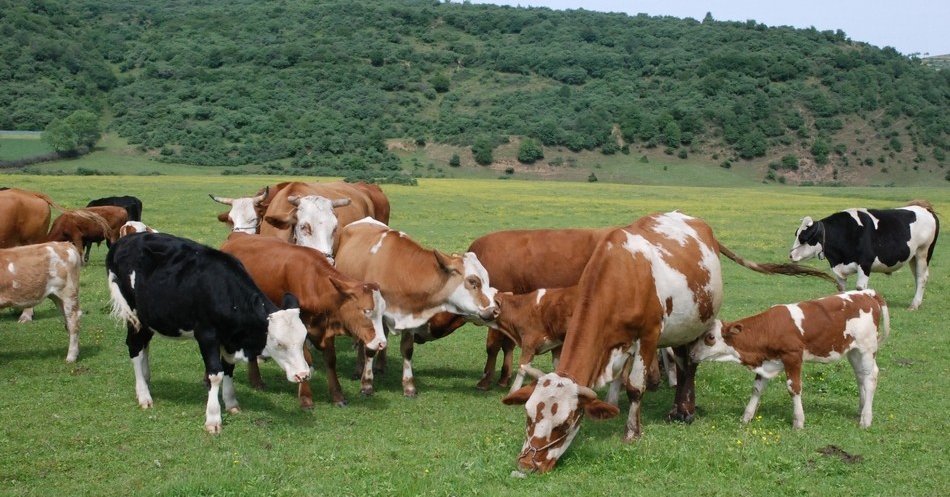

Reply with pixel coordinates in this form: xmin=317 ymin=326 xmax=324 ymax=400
xmin=502 ymin=211 xmax=838 ymax=473
xmin=210 ymin=185 xmax=279 ymax=234
xmin=690 ymin=290 xmax=889 ymax=429
xmin=220 ymin=233 xmax=387 ymax=409
xmin=0 ymin=188 xmax=65 ymax=248
xmin=789 ymin=200 xmax=939 ymax=310
xmin=46 ymin=206 xmax=129 ymax=264
xmin=260 ymin=181 xmax=391 ymax=259
xmin=0 ymin=242 xmax=82 ymax=362
xmin=105 ymin=233 xmax=311 ymax=433
xmin=333 ymin=217 xmax=498 ymax=398
xmin=117 ymin=221 xmax=158 ymax=238
xmin=86 ymin=195 xmax=143 ymax=222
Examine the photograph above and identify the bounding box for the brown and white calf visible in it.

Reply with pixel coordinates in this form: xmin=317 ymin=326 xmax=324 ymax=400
xmin=0 ymin=242 xmax=82 ymax=362
xmin=690 ymin=290 xmax=889 ymax=429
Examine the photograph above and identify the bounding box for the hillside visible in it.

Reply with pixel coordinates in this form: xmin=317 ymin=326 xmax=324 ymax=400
xmin=2 ymin=0 xmax=948 ymax=186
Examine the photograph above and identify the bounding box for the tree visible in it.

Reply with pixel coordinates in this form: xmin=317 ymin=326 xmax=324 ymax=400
xmin=472 ymin=137 xmax=494 ymax=165
xmin=430 ymin=73 xmax=450 ymax=93
xmin=449 ymin=153 xmax=461 ymax=167
xmin=42 ymin=110 xmax=102 ymax=153
xmin=517 ymin=138 xmax=544 ymax=164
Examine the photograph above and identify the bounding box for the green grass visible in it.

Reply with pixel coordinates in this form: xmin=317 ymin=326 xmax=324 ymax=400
xmin=1 ymin=174 xmax=947 ymax=496
xmin=0 ymin=136 xmax=53 ymax=161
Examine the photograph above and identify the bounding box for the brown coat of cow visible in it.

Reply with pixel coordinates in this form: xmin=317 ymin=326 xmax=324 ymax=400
xmin=219 ymin=233 xmax=387 ymax=409
xmin=46 ymin=206 xmax=128 ymax=264
xmin=0 ymin=188 xmax=64 ymax=248
xmin=0 ymin=242 xmax=82 ymax=362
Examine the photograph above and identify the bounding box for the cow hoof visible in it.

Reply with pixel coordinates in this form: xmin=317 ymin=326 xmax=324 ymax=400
xmin=359 ymin=388 xmax=375 ymax=397
xmin=404 ymin=391 xmax=418 ymax=399
xmin=139 ymin=401 xmax=153 ymax=409
xmin=474 ymin=380 xmax=492 ymax=391
xmin=666 ymin=410 xmax=695 ymax=424
xmin=205 ymin=423 xmax=222 ymax=434
xmin=251 ymin=382 xmax=267 ymax=391
xmin=334 ymin=401 xmax=349 ymax=408
xmin=228 ymin=407 xmax=241 ymax=415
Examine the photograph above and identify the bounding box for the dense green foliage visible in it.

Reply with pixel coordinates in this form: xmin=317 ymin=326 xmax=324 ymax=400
xmin=2 ymin=0 xmax=948 ymax=177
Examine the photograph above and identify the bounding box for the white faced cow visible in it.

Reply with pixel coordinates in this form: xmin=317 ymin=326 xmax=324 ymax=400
xmin=0 ymin=242 xmax=82 ymax=362
xmin=790 ymin=200 xmax=938 ymax=310
xmin=690 ymin=290 xmax=889 ymax=429
xmin=503 ymin=211 xmax=837 ymax=473
xmin=106 ymin=233 xmax=311 ymax=433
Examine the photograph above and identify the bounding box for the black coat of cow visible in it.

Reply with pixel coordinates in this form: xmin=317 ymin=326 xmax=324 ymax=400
xmin=790 ymin=201 xmax=939 ymax=310
xmin=105 ymin=233 xmax=310 ymax=432
xmin=87 ymin=195 xmax=143 ymax=222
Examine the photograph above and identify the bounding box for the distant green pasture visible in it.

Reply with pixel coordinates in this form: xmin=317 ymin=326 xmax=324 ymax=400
xmin=1 ymin=174 xmax=947 ymax=496
xmin=0 ymin=136 xmax=52 ymax=161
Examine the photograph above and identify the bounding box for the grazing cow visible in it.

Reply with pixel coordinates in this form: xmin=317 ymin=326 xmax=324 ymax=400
xmin=334 ymin=218 xmax=498 ymax=397
xmin=0 ymin=242 xmax=82 ymax=362
xmin=260 ymin=181 xmax=391 ymax=259
xmin=210 ymin=185 xmax=279 ymax=234
xmin=502 ymin=211 xmax=837 ymax=473
xmin=220 ymin=233 xmax=387 ymax=409
xmin=46 ymin=206 xmax=128 ymax=264
xmin=690 ymin=290 xmax=889 ymax=429
xmin=86 ymin=195 xmax=143 ymax=222
xmin=0 ymin=188 xmax=65 ymax=248
xmin=117 ymin=221 xmax=158 ymax=238
xmin=789 ymin=200 xmax=939 ymax=310
xmin=106 ymin=233 xmax=311 ymax=433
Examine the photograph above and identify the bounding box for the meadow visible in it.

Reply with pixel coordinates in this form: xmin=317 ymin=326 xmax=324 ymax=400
xmin=1 ymin=174 xmax=947 ymax=496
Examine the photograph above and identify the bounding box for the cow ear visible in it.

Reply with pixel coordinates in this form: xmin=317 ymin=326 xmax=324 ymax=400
xmin=329 ymin=276 xmax=357 ymax=299
xmin=287 ymin=195 xmax=301 ymax=206
xmin=726 ymin=324 xmax=743 ymax=336
xmin=502 ymin=385 xmax=536 ymax=406
xmin=582 ymin=398 xmax=621 ymax=420
xmin=282 ymin=292 xmax=301 ymax=310
xmin=216 ymin=212 xmax=231 ymax=223
xmin=802 ymin=216 xmax=814 ymax=228
xmin=433 ymin=250 xmax=460 ymax=275
xmin=263 ymin=214 xmax=294 ymax=230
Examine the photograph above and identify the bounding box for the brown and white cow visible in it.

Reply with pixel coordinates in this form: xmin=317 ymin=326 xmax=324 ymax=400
xmin=333 ymin=217 xmax=498 ymax=397
xmin=0 ymin=188 xmax=65 ymax=248
xmin=210 ymin=185 xmax=278 ymax=234
xmin=260 ymin=181 xmax=391 ymax=260
xmin=46 ymin=206 xmax=128 ymax=264
xmin=220 ymin=233 xmax=387 ymax=409
xmin=690 ymin=289 xmax=889 ymax=429
xmin=502 ymin=211 xmax=838 ymax=473
xmin=0 ymin=242 xmax=82 ymax=362
xmin=117 ymin=221 xmax=158 ymax=238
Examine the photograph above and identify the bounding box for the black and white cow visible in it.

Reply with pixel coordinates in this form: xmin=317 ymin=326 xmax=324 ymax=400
xmin=790 ymin=200 xmax=939 ymax=310
xmin=87 ymin=195 xmax=143 ymax=222
xmin=106 ymin=233 xmax=311 ymax=433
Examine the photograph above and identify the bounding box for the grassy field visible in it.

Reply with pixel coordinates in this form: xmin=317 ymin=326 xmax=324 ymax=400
xmin=1 ymin=174 xmax=947 ymax=496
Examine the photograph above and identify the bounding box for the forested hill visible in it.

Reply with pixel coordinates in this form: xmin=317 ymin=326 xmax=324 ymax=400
xmin=3 ymin=0 xmax=948 ymax=184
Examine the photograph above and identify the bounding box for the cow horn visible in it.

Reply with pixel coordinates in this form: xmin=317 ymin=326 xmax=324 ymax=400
xmin=209 ymin=194 xmax=234 ymax=205
xmin=252 ymin=186 xmax=269 ymax=205
xmin=520 ymin=364 xmax=545 ymax=380
xmin=577 ymin=385 xmax=599 ymax=400
xmin=288 ymin=195 xmax=301 ymax=206
xmin=331 ymin=197 xmax=352 ymax=208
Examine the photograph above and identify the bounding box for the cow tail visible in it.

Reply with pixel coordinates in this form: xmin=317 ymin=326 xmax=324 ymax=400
xmin=32 ymin=191 xmax=68 ymax=213
xmin=70 ymin=210 xmax=116 ymax=241
xmin=908 ymin=200 xmax=940 ymax=265
xmin=718 ymin=242 xmax=839 ymax=287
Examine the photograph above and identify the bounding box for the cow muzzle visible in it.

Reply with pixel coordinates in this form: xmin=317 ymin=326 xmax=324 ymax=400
xmin=477 ymin=304 xmax=500 ymax=322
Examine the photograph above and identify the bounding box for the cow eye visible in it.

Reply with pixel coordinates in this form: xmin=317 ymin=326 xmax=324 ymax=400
xmin=467 ymin=276 xmax=480 ymax=288
xmin=704 ymin=334 xmax=714 ymax=345
xmin=302 ymin=224 xmax=312 ymax=236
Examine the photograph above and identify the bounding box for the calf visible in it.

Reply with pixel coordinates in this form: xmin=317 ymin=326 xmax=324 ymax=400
xmin=0 ymin=242 xmax=82 ymax=362
xmin=47 ymin=206 xmax=128 ymax=264
xmin=690 ymin=290 xmax=889 ymax=429
xmin=86 ymin=195 xmax=143 ymax=222
xmin=106 ymin=233 xmax=311 ymax=433
xmin=790 ymin=200 xmax=938 ymax=310
xmin=220 ymin=233 xmax=387 ymax=409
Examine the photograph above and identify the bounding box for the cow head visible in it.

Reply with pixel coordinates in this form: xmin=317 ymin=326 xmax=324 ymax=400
xmin=264 ymin=293 xmax=312 ymax=383
xmin=789 ymin=216 xmax=824 ymax=262
xmin=264 ymin=195 xmax=351 ymax=260
xmin=437 ymin=251 xmax=499 ymax=322
xmin=689 ymin=320 xmax=743 ymax=364
xmin=118 ymin=221 xmax=158 ymax=238
xmin=330 ymin=277 xmax=388 ymax=354
xmin=503 ymin=367 xmax=620 ymax=473
xmin=210 ymin=186 xmax=269 ymax=234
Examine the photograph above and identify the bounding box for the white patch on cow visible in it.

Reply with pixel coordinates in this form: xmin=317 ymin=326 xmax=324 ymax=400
xmin=535 ymin=288 xmax=547 ymax=305
xmin=649 ymin=211 xmax=699 ymax=246
xmin=444 ymin=252 xmax=497 ymax=318
xmin=293 ymin=195 xmax=339 ymax=257
xmin=350 ymin=216 xmax=388 ymax=228
xmin=264 ymin=308 xmax=311 ymax=383
xmin=370 ymin=232 xmax=388 ymax=254
xmin=228 ymin=197 xmax=262 ymax=234
xmin=522 ymin=373 xmax=583 ymax=462
xmin=783 ymin=304 xmax=806 ymax=335
xmin=107 ymin=270 xmax=141 ymax=331
xmin=594 ymin=347 xmax=630 ymax=388
xmin=6 ymin=263 xmax=13 ymax=273
xmin=364 ymin=289 xmax=388 ymax=351
xmin=689 ymin=321 xmax=738 ymax=363
xmin=752 ymin=359 xmax=786 ymax=380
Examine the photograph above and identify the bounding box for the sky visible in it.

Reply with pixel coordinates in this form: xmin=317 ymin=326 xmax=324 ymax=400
xmin=467 ymin=0 xmax=950 ymax=57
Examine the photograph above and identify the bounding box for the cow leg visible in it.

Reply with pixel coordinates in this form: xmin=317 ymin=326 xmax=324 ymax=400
xmin=82 ymin=241 xmax=91 ymax=265
xmin=606 ymin=355 xmax=633 ymax=407
xmin=855 ymin=269 xmax=871 ymax=291
xmin=848 ymin=350 xmax=879 ymax=428
xmin=359 ymin=343 xmax=376 ymax=397
xmin=908 ymin=255 xmax=928 ymax=310
xmin=322 ymin=340 xmax=347 ymax=407
xmin=784 ymin=361 xmax=805 ymax=429
xmin=205 ymin=372 xmax=225 ymax=434
xmin=127 ymin=326 xmax=154 ymax=408
xmin=741 ymin=374 xmax=770 ymax=424
xmin=497 ymin=333 xmax=516 ymax=388
xmin=297 ymin=345 xmax=315 ymax=410
xmin=50 ymin=294 xmax=80 ymax=363
xmin=16 ymin=307 xmax=34 ymax=323
xmin=661 ymin=347 xmax=678 ymax=387
xmin=354 ymin=340 xmax=386 ymax=380
xmin=246 ymin=357 xmax=266 ymax=391
xmin=508 ymin=344 xmax=539 ymax=394
xmin=666 ymin=346 xmax=697 ymax=424
xmin=623 ymin=344 xmax=650 ymax=443
xmin=401 ymin=330 xmax=417 ymax=398
xmin=221 ymin=359 xmax=240 ymax=415
xmin=476 ymin=328 xmax=506 ymax=390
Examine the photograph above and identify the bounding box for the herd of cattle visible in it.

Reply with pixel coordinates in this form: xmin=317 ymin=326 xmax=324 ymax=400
xmin=0 ymin=183 xmax=939 ymax=473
